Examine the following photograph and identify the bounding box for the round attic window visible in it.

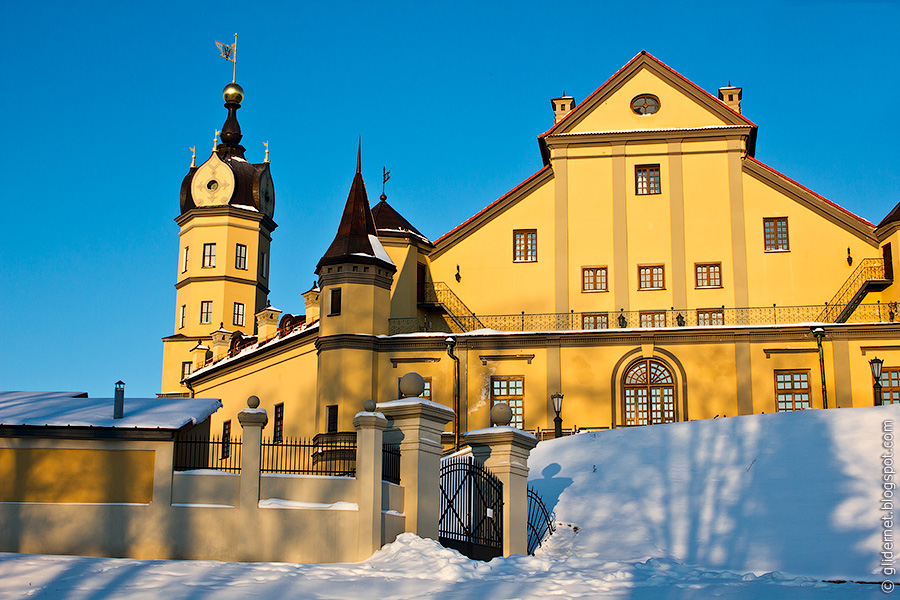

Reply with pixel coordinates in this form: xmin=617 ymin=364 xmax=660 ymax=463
xmin=207 ymin=180 xmax=219 ymax=190
xmin=631 ymin=95 xmax=660 ymax=115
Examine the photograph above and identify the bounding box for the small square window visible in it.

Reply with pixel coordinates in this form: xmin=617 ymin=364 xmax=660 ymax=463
xmin=635 ymin=165 xmax=661 ymax=195
xmin=200 ymin=301 xmax=212 ymax=324
xmin=764 ymin=218 xmax=789 ymax=251
xmin=233 ymin=302 xmax=245 ymax=327
xmin=697 ymin=309 xmax=725 ymax=326
xmin=638 ymin=265 xmax=665 ymax=290
xmin=582 ymin=267 xmax=608 ymax=292
xmin=640 ymin=311 xmax=666 ymax=328
xmin=513 ymin=230 xmax=537 ymax=262
xmin=235 ymin=244 xmax=247 ymax=270
xmin=582 ymin=313 xmax=608 ymax=329
xmin=695 ymin=263 xmax=722 ymax=288
xmin=775 ymin=370 xmax=810 ymax=411
xmin=202 ymin=243 xmax=216 ymax=268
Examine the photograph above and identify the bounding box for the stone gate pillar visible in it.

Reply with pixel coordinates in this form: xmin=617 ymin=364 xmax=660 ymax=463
xmin=353 ymin=410 xmax=387 ymax=559
xmin=237 ymin=395 xmax=267 ymax=511
xmin=464 ymin=427 xmax=538 ymax=557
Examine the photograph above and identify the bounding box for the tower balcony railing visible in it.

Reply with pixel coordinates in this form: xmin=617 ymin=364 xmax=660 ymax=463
xmin=388 ymin=301 xmax=899 ymax=335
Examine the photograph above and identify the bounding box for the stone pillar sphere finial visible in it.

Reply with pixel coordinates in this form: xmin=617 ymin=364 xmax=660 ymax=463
xmin=247 ymin=395 xmax=260 ymax=409
xmin=399 ymin=372 xmax=426 ymax=398
xmin=363 ymin=399 xmax=377 ymax=412
xmin=490 ymin=402 xmax=513 ymax=426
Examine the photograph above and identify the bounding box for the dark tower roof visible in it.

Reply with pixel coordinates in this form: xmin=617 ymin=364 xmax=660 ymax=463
xmin=178 ymin=83 xmax=275 ymax=218
xmin=371 ymin=197 xmax=432 ymax=245
xmin=879 ymin=200 xmax=900 ymax=229
xmin=316 ymin=143 xmax=396 ymax=274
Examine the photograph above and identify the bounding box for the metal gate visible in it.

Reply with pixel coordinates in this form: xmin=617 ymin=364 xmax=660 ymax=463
xmin=526 ymin=486 xmax=555 ymax=554
xmin=439 ymin=455 xmax=503 ymax=560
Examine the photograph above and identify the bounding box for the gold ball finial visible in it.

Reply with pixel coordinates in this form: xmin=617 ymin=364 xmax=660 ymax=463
xmin=223 ymin=82 xmax=244 ymax=104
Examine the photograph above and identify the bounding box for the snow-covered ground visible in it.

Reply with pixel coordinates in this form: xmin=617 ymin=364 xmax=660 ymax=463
xmin=2 ymin=404 xmax=896 ymax=598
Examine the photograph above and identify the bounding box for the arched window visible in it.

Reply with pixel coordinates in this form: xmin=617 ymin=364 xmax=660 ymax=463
xmin=623 ymin=359 xmax=676 ymax=425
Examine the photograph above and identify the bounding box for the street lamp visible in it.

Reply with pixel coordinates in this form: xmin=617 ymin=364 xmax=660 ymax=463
xmin=551 ymin=393 xmax=564 ymax=438
xmin=871 ymin=356 xmax=884 ymax=406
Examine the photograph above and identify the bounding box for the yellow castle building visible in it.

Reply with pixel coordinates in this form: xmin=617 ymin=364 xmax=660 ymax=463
xmin=161 ymin=52 xmax=900 ymax=443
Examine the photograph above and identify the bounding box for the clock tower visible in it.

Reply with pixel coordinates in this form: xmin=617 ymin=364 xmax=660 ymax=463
xmin=160 ymin=82 xmax=277 ymax=395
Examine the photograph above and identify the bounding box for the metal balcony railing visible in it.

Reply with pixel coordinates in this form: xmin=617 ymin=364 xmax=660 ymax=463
xmin=389 ymin=301 xmax=898 ymax=335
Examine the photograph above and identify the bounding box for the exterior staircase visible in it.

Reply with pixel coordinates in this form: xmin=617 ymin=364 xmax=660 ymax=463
xmin=417 ymin=282 xmax=484 ymax=332
xmin=818 ymin=257 xmax=892 ymax=322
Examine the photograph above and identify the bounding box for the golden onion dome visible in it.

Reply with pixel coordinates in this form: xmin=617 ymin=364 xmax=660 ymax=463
xmin=223 ymin=82 xmax=244 ymax=104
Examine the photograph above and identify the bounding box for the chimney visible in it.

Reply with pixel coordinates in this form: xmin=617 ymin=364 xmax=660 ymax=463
xmin=718 ymin=83 xmax=742 ymax=114
xmin=256 ymin=304 xmax=282 ymax=341
xmin=113 ymin=380 xmax=125 ymax=419
xmin=551 ymin=93 xmax=576 ymax=124
xmin=210 ymin=323 xmax=232 ymax=361
xmin=303 ymin=282 xmax=321 ymax=323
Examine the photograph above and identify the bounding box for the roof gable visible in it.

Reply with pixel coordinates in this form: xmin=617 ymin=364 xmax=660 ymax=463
xmin=543 ymin=52 xmax=755 ymax=137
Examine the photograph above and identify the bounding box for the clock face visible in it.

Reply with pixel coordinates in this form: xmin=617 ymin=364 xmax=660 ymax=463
xmin=258 ymin=170 xmax=275 ymax=217
xmin=191 ymin=153 xmax=235 ymax=207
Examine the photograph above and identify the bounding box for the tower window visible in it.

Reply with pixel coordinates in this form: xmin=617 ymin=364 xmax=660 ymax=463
xmin=202 ymin=243 xmax=216 ymax=268
xmin=181 ymin=361 xmax=192 ymax=381
xmin=233 ymin=302 xmax=245 ymax=327
xmin=635 ymin=165 xmax=661 ymax=195
xmin=200 ymin=301 xmax=212 ymax=324
xmin=329 ymin=288 xmax=342 ymax=316
xmin=182 ymin=246 xmax=189 ymax=273
xmin=326 ymin=405 xmax=338 ymax=433
xmin=513 ymin=230 xmax=537 ymax=262
xmin=235 ymin=244 xmax=247 ymax=270
xmin=274 ymin=403 xmax=284 ymax=443
xmin=259 ymin=251 xmax=269 ymax=279
xmin=179 ymin=304 xmax=186 ymax=329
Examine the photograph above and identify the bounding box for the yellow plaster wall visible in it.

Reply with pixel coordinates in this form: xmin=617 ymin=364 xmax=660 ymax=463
xmin=190 ymin=337 xmax=318 ymax=438
xmin=430 ymin=178 xmax=556 ymax=315
xmin=741 ymin=174 xmax=879 ymax=307
xmin=568 ymin=68 xmax=732 ymax=134
xmin=0 ymin=448 xmax=155 ymax=503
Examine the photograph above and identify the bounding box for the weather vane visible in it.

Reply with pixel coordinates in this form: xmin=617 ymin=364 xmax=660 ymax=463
xmin=264 ymin=141 xmax=269 ymax=163
xmin=215 ymin=33 xmax=238 ymax=83
xmin=382 ymin=166 xmax=391 ymax=197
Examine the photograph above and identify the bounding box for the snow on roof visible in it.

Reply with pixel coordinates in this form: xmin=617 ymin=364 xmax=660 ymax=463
xmin=0 ymin=392 xmax=221 ymax=430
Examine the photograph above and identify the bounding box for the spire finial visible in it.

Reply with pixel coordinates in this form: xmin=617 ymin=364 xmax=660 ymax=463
xmin=356 ymin=137 xmax=361 ymax=174
xmin=190 ymin=146 xmax=196 ymax=168
xmin=381 ymin=166 xmax=391 ymax=201
xmin=213 ymin=129 xmax=220 ymax=151
xmin=264 ymin=141 xmax=269 ymax=163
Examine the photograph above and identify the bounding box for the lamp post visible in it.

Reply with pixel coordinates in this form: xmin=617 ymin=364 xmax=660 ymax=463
xmin=551 ymin=393 xmax=564 ymax=438
xmin=871 ymin=356 xmax=884 ymax=406
xmin=812 ymin=327 xmax=828 ymax=409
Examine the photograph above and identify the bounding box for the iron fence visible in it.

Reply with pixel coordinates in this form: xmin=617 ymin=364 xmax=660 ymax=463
xmin=526 ymin=486 xmax=555 ymax=555
xmin=382 ymin=443 xmax=401 ymax=484
xmin=389 ymin=301 xmax=897 ymax=334
xmin=174 ymin=434 xmax=243 ymax=474
xmin=261 ymin=432 xmax=356 ymax=476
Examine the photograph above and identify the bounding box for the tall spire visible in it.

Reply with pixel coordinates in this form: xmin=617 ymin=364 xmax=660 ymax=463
xmin=316 ymin=144 xmax=395 ymax=274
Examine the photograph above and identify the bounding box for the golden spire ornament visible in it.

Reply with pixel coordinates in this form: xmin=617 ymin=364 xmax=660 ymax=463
xmin=213 ymin=129 xmax=220 ymax=151
xmin=189 ymin=146 xmax=196 ymax=168
xmin=263 ymin=141 xmax=269 ymax=163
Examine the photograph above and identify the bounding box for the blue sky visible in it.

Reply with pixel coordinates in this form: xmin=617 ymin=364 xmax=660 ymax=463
xmin=1 ymin=1 xmax=898 ymax=398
